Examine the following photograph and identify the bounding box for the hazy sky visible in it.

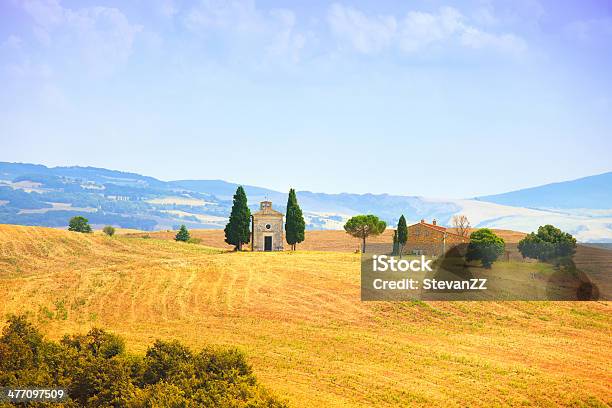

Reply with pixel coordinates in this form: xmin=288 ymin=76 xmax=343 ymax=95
xmin=1 ymin=0 xmax=611 ymax=198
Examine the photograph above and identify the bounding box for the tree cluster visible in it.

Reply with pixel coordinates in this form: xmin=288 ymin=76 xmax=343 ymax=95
xmin=0 ymin=315 xmax=286 ymax=407
xmin=518 ymin=224 xmax=577 ymax=262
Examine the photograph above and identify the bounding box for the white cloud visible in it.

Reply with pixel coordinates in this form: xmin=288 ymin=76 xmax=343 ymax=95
xmin=327 ymin=3 xmax=396 ymax=53
xmin=267 ymin=9 xmax=307 ymax=62
xmin=398 ymin=6 xmax=463 ymax=52
xmin=327 ymin=3 xmax=526 ymax=56
xmin=20 ymin=0 xmax=142 ymax=76
xmin=185 ymin=0 xmax=263 ymax=32
xmin=460 ymin=27 xmax=526 ymax=54
xmin=185 ymin=0 xmax=310 ymax=63
xmin=64 ymin=7 xmax=142 ymax=75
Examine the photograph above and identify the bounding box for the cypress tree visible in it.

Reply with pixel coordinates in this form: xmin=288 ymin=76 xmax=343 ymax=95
xmin=397 ymin=215 xmax=408 ymax=257
xmin=224 ymin=186 xmax=251 ymax=251
xmin=392 ymin=230 xmax=399 ymax=255
xmin=175 ymin=225 xmax=190 ymax=242
xmin=285 ymin=188 xmax=305 ymax=251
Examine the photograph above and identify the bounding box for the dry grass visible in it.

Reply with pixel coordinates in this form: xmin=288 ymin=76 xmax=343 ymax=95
xmin=122 ymin=228 xmax=524 ymax=252
xmin=0 ymin=224 xmax=610 ymax=407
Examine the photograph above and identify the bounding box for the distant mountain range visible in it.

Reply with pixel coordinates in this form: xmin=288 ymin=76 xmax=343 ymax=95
xmin=476 ymin=172 xmax=612 ymax=209
xmin=1 ymin=162 xmax=611 ymax=242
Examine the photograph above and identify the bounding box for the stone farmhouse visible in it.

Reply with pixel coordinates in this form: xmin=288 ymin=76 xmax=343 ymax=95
xmin=404 ymin=219 xmax=468 ymax=256
xmin=251 ymin=201 xmax=284 ymax=251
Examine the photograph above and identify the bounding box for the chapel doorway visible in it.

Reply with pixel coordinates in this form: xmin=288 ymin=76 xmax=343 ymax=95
xmin=264 ymin=236 xmax=272 ymax=251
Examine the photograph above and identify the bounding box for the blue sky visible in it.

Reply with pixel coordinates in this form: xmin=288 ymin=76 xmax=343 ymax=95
xmin=0 ymin=0 xmax=611 ymax=198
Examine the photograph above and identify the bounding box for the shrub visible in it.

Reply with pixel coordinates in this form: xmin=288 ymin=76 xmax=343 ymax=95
xmin=142 ymin=340 xmax=194 ymax=384
xmin=175 ymin=225 xmax=190 ymax=242
xmin=466 ymin=228 xmax=505 ymax=269
xmin=68 ymin=216 xmax=92 ymax=233
xmin=61 ymin=328 xmax=125 ymax=359
xmin=102 ymin=225 xmax=115 ymax=236
xmin=0 ymin=316 xmax=286 ymax=407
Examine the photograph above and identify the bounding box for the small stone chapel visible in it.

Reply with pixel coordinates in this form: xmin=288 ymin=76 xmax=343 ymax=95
xmin=251 ymin=201 xmax=284 ymax=251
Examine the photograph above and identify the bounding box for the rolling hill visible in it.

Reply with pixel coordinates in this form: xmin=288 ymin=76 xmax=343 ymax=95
xmin=1 ymin=162 xmax=611 ymax=242
xmin=0 ymin=225 xmax=609 ymax=407
xmin=476 ymin=172 xmax=612 ymax=209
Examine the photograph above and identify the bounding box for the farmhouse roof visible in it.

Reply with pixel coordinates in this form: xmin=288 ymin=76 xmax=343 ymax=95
xmin=411 ymin=220 xmax=468 ymax=239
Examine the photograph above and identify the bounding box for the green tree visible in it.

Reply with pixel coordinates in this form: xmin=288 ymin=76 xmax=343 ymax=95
xmin=518 ymin=224 xmax=577 ymax=262
xmin=175 ymin=225 xmax=190 ymax=242
xmin=285 ymin=188 xmax=305 ymax=251
xmin=396 ymin=215 xmax=408 ymax=257
xmin=0 ymin=315 xmax=287 ymax=407
xmin=68 ymin=216 xmax=92 ymax=233
xmin=224 ymin=186 xmax=251 ymax=251
xmin=142 ymin=340 xmax=194 ymax=384
xmin=344 ymin=215 xmax=386 ymax=253
xmin=61 ymin=327 xmax=125 ymax=359
xmin=392 ymin=230 xmax=399 ymax=255
xmin=102 ymin=225 xmax=115 ymax=236
xmin=465 ymin=228 xmax=505 ymax=268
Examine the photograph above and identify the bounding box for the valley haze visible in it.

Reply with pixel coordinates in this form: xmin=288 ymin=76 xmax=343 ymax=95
xmin=0 ymin=162 xmax=610 ymax=242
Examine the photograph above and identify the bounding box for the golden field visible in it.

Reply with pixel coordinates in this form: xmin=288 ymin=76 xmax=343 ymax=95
xmin=0 ymin=224 xmax=610 ymax=407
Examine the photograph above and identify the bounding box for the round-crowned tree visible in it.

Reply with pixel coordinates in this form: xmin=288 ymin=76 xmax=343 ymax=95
xmin=344 ymin=215 xmax=386 ymax=253
xmin=466 ymin=228 xmax=505 ymax=269
xmin=68 ymin=216 xmax=92 ymax=233
xmin=518 ymin=224 xmax=576 ymax=262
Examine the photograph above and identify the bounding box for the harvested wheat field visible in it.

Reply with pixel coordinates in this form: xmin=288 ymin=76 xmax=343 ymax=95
xmin=122 ymin=228 xmax=525 ymax=252
xmin=0 ymin=225 xmax=610 ymax=407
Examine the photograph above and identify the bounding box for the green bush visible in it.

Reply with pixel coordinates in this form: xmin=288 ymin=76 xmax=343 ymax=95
xmin=0 ymin=315 xmax=287 ymax=407
xmin=102 ymin=225 xmax=115 ymax=236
